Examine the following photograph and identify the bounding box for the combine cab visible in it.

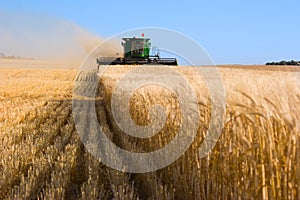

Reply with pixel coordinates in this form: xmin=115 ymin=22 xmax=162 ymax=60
xmin=97 ymin=36 xmax=178 ymax=66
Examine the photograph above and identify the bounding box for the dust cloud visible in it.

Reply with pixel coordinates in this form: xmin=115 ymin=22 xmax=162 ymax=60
xmin=0 ymin=11 xmax=120 ymax=68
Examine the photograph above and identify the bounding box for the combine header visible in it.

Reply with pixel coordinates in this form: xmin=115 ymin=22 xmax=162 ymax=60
xmin=97 ymin=35 xmax=178 ymax=66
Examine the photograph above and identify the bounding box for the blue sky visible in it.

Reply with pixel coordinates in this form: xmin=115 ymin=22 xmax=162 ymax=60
xmin=1 ymin=0 xmax=300 ymax=64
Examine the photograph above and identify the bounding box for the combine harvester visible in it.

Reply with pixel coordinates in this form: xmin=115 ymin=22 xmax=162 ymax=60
xmin=97 ymin=35 xmax=178 ymax=66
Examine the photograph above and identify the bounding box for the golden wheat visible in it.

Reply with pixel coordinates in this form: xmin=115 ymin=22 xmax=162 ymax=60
xmin=0 ymin=66 xmax=299 ymax=199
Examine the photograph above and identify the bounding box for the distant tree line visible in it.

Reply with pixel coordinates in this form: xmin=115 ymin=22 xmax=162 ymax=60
xmin=266 ymin=60 xmax=300 ymax=66
xmin=0 ymin=52 xmax=33 ymax=60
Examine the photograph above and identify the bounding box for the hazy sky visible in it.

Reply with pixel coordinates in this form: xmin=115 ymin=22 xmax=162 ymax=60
xmin=1 ymin=0 xmax=299 ymax=64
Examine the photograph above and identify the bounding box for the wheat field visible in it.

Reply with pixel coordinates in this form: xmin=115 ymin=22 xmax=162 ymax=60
xmin=0 ymin=65 xmax=300 ymax=199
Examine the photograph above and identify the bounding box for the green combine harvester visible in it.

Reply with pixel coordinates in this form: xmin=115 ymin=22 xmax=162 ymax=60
xmin=97 ymin=36 xmax=178 ymax=66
